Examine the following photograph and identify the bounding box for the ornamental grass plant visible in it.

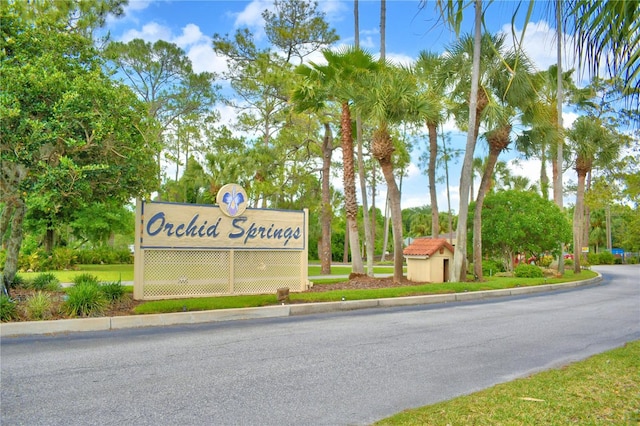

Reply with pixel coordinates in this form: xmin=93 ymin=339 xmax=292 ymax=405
xmin=23 ymin=291 xmax=53 ymax=321
xmin=64 ymin=281 xmax=108 ymax=317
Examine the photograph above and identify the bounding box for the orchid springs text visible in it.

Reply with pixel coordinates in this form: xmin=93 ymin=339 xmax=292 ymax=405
xmin=146 ymin=212 xmax=302 ymax=246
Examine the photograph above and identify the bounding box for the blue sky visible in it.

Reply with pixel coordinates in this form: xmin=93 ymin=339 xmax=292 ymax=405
xmin=105 ymin=0 xmax=582 ymax=212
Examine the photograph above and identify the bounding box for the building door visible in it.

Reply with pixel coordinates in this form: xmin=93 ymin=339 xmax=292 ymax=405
xmin=443 ymin=259 xmax=449 ymax=282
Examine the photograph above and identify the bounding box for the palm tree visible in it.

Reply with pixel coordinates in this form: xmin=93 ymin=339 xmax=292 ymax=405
xmin=415 ymin=51 xmax=449 ymax=239
xmin=564 ymin=0 xmax=640 ymax=105
xmin=354 ymin=0 xmax=375 ymax=276
xmin=567 ymin=116 xmax=622 ymax=272
xmin=473 ymin=47 xmax=536 ymax=279
xmin=428 ymin=0 xmax=484 ymax=282
xmin=294 ymin=47 xmax=379 ymax=275
xmin=517 ymin=65 xmax=583 ymax=201
xmin=355 ymin=63 xmax=438 ymax=283
xmin=440 ymin=31 xmax=532 ymax=280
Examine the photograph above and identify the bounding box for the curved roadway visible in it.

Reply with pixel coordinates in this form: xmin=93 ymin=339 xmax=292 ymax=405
xmin=1 ymin=265 xmax=639 ymax=425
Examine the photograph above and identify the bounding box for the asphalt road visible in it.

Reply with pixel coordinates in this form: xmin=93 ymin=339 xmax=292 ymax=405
xmin=2 ymin=265 xmax=639 ymax=425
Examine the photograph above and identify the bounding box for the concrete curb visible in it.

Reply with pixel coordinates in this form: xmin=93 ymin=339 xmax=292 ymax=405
xmin=0 ymin=274 xmax=603 ymax=337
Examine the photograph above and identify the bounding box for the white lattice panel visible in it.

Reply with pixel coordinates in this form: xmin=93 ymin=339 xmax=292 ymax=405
xmin=142 ymin=250 xmax=230 ymax=299
xmin=139 ymin=249 xmax=305 ymax=300
xmin=233 ymin=251 xmax=302 ymax=294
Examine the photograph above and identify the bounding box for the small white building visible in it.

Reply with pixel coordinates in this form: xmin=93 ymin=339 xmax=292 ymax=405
xmin=403 ymin=238 xmax=455 ymax=283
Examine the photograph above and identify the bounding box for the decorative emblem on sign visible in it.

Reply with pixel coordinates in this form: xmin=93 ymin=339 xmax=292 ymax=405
xmin=216 ymin=183 xmax=248 ymax=217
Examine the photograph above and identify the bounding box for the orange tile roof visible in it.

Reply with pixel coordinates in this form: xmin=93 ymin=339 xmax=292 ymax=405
xmin=403 ymin=238 xmax=455 ymax=257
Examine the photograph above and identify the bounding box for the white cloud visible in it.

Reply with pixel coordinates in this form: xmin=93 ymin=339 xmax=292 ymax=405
xmin=173 ymin=23 xmax=204 ymax=46
xmin=563 ymin=110 xmax=579 ymax=129
xmin=405 ymin=162 xmax=422 ymax=179
xmin=508 ymin=157 xmax=542 ymax=186
xmin=234 ymin=0 xmax=269 ymax=27
xmin=121 ymin=21 xmax=172 ymax=42
xmin=187 ymin=42 xmax=228 ymax=75
xmin=232 ymin=0 xmax=270 ymax=41
xmin=386 ymin=52 xmax=414 ymax=67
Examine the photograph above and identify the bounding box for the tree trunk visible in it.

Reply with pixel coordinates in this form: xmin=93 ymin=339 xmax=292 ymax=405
xmin=583 ymin=170 xmax=592 ymax=252
xmin=606 ymin=205 xmax=612 ymax=251
xmin=473 ymin=126 xmax=511 ymax=281
xmin=444 ymin=146 xmax=454 ymax=246
xmin=378 ymin=158 xmax=403 ymax=283
xmin=473 ymin=151 xmax=499 ymax=281
xmin=540 ymin=148 xmax=549 ymax=200
xmin=427 ymin=122 xmax=439 ymax=238
xmin=372 ymin=127 xmax=403 ymax=283
xmin=320 ymin=122 xmax=333 ymax=275
xmin=2 ymin=199 xmax=26 ymax=296
xmin=357 ymin=116 xmax=374 ymax=276
xmin=354 ymin=0 xmax=373 ymax=275
xmin=380 ymin=196 xmax=390 ymax=262
xmin=371 ymin=169 xmax=376 ymax=257
xmin=452 ymin=0 xmax=483 ymax=283
xmin=44 ymin=228 xmax=55 ymax=253
xmin=555 ymin=0 xmax=565 ymax=275
xmin=341 ymin=102 xmax=364 ymax=273
xmin=379 ymin=0 xmax=386 ymax=60
xmin=573 ymin=169 xmax=587 ymax=273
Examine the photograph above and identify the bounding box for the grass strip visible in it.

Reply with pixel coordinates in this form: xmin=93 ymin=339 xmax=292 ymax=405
xmin=133 ymin=270 xmax=598 ymax=314
xmin=20 ymin=264 xmax=135 ymax=282
xmin=22 ymin=264 xmax=399 ymax=283
xmin=375 ymin=340 xmax=640 ymax=425
xmin=134 ymin=294 xmax=278 ymax=314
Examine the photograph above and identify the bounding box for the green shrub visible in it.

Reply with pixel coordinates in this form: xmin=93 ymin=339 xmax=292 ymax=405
xmin=24 ymin=291 xmax=53 ymax=321
xmin=514 ymin=263 xmax=544 ymax=278
xmin=72 ymin=273 xmax=100 ymax=287
xmin=482 ymin=259 xmax=504 ymax=276
xmin=100 ymin=281 xmax=125 ymax=302
xmin=598 ymin=251 xmax=615 ymax=265
xmin=31 ymin=273 xmax=60 ymax=291
xmin=0 ymin=295 xmax=18 ymax=322
xmin=628 ymin=256 xmax=639 ymax=265
xmin=565 ymin=258 xmax=574 ymax=267
xmin=9 ymin=273 xmax=27 ymax=289
xmin=51 ymin=247 xmax=76 ymax=270
xmin=587 ymin=251 xmax=616 ymax=265
xmin=64 ymin=283 xmax=108 ymax=317
xmin=18 ymin=249 xmax=48 ymax=272
xmin=539 ymin=255 xmax=554 ymax=268
xmin=75 ymin=246 xmax=133 ymax=265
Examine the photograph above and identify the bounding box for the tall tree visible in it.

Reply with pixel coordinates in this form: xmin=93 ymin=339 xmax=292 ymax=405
xmin=213 ymin=0 xmax=337 ymax=207
xmin=356 ymin=63 xmax=436 ymax=283
xmin=354 ymin=0 xmax=374 ymax=276
xmin=263 ymin=0 xmax=339 ymax=65
xmin=0 ymin=3 xmax=157 ymax=295
xmin=414 ymin=51 xmax=449 ymax=238
xmin=294 ymin=47 xmax=379 ymax=274
xmin=517 ymin=65 xmax=582 ymax=201
xmin=475 ymin=190 xmax=571 ymax=272
xmin=471 ymin=39 xmax=536 ymax=281
xmin=104 ymin=39 xmax=218 ymax=184
xmin=567 ymin=116 xmax=624 ymax=272
xmin=290 ymin=72 xmax=339 ymax=274
xmin=434 ymin=0 xmax=484 ymax=282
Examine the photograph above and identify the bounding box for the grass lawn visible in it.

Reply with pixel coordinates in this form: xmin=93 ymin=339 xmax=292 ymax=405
xmin=375 ymin=340 xmax=640 ymax=425
xmin=133 ymin=269 xmax=598 ymax=314
xmin=16 ymin=264 xmax=599 ymax=315
xmin=20 ymin=263 xmax=401 ymax=283
xmin=20 ymin=264 xmax=135 ymax=283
